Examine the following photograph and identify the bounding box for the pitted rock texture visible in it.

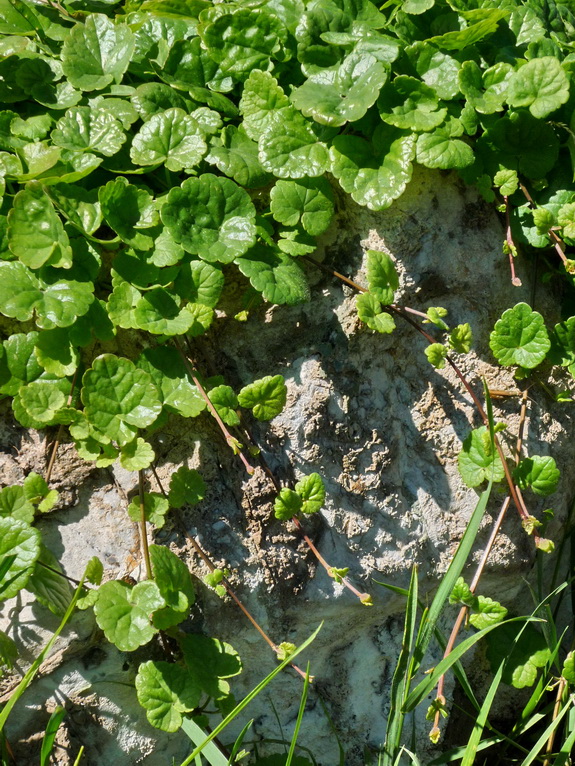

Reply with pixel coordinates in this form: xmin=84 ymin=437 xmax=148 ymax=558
xmin=1 ymin=168 xmax=573 ymax=765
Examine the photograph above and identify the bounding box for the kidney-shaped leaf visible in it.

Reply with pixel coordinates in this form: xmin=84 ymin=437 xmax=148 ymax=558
xmin=291 ymin=51 xmax=388 ymax=127
xmin=506 ymin=56 xmax=570 ymax=119
xmin=8 ymin=183 xmax=72 ymax=269
xmin=51 ymin=107 xmax=126 ymax=157
xmin=99 ymin=177 xmax=159 ymax=251
xmin=295 ymin=473 xmax=325 ymax=514
xmin=81 ymin=354 xmax=162 ymax=445
xmin=513 ymin=455 xmax=560 ymax=497
xmin=0 ymin=263 xmax=94 ymax=329
xmin=236 ymin=245 xmax=310 ymax=305
xmin=161 ymin=174 xmax=256 ymax=263
xmin=136 ymin=660 xmax=201 ymax=732
xmin=93 ymin=580 xmax=165 ymax=651
xmin=238 ymin=374 xmax=287 ymax=420
xmin=62 ymin=14 xmax=135 ymax=92
xmin=489 ymin=302 xmax=550 ymax=368
xmin=131 ymin=108 xmax=207 ymax=172
xmin=270 ymin=177 xmax=334 ymax=235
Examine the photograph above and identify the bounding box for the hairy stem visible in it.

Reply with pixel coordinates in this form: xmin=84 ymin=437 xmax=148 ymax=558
xmin=174 ymin=337 xmax=255 ymax=475
xmin=504 ymin=195 xmax=522 ymax=287
xmin=138 ymin=470 xmax=153 ymax=580
xmin=45 ymin=367 xmax=79 ymax=485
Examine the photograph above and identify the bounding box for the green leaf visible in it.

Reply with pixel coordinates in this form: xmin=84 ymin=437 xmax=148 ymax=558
xmin=0 ymin=517 xmax=41 ymax=601
xmin=425 ymin=342 xmax=448 ymax=369
xmin=403 ymin=0 xmax=434 ymax=14
xmin=135 ymin=660 xmax=201 ymax=732
xmin=459 ymin=61 xmax=513 ymax=115
xmin=0 ymin=485 xmax=34 ymax=524
xmin=137 ymin=346 xmax=206 ymax=419
xmin=51 ymin=107 xmax=126 ymax=157
xmin=93 ymin=580 xmax=164 ymax=651
xmin=161 ymin=174 xmax=256 ymax=263
xmin=62 ymin=14 xmax=135 ymax=92
xmin=259 ymin=108 xmax=330 ymax=179
xmin=238 ymin=374 xmax=287 ymax=420
xmin=484 ymin=108 xmax=559 ymax=180
xmin=134 ymin=289 xmax=213 ymax=336
xmin=85 ymin=556 xmax=103 ymax=585
xmin=17 ymin=380 xmax=66 ymax=424
xmin=486 ymin=622 xmax=550 ymax=688
xmin=131 ymin=82 xmax=191 ymax=122
xmin=416 ymin=126 xmax=474 ymax=170
xmin=150 ymin=543 xmax=195 ymax=614
xmin=7 ymin=182 xmax=72 ymax=269
xmin=236 ymin=245 xmax=310 ymax=305
xmin=127 ymin=492 xmax=170 ymax=528
xmin=274 ymin=488 xmax=303 ymax=520
xmin=168 ymin=466 xmax=206 ymax=508
xmin=0 ymin=331 xmax=42 ymax=396
xmin=23 ymin=472 xmax=58 ymax=513
xmin=120 ymin=437 xmax=155 ymax=471
xmin=378 ymin=75 xmax=446 ymax=131
xmin=200 ymin=7 xmax=285 ymax=81
xmin=0 ymin=629 xmax=18 ymax=669
xmin=27 ymin=544 xmax=73 ymax=615
xmin=34 ymin=328 xmax=79 ymax=377
xmin=449 ymin=577 xmax=477 ymax=607
xmin=239 ymin=69 xmax=291 ymax=142
xmin=295 ymin=473 xmax=325 ymax=514
xmin=208 ymin=385 xmax=240 ymax=426
xmin=507 ymin=56 xmax=570 ymax=119
xmin=173 ymin=260 xmax=224 ymax=308
xmin=291 ymin=51 xmax=388 ymax=127
xmin=405 ymin=42 xmax=461 ymax=100
xmin=0 ymin=263 xmax=94 ymax=328
xmin=206 ymin=125 xmax=272 ymax=189
xmin=366 ymin=250 xmax=399 ymax=304
xmin=449 ymin=323 xmax=472 ymax=353
xmin=131 ymin=108 xmax=207 ymax=172
xmin=330 ymin=128 xmax=415 ymax=210
xmin=427 ymin=9 xmax=509 ymax=51
xmin=558 ymin=202 xmax=575 ymax=240
xmin=513 ymin=456 xmax=560 ymax=497
xmin=562 ymin=651 xmax=575 ymax=684
xmin=356 ymin=292 xmax=396 ymax=334
xmin=489 ymin=303 xmax=550 ymax=368
xmin=469 ymin=596 xmax=508 ymax=630
xmin=81 ymin=354 xmax=162 ymax=446
xmin=494 ymin=168 xmax=518 ymax=196
xmin=425 ymin=306 xmax=449 ymax=330
xmin=46 ymin=183 xmax=102 ymax=237
xmin=270 ymin=178 xmax=334 ymax=236
xmin=180 ymin=634 xmax=242 ymax=698
xmin=458 ymin=425 xmax=505 ymax=488
xmin=99 ymin=177 xmax=158 ymax=251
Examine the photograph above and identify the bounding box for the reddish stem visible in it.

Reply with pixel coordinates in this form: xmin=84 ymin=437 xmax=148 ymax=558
xmin=174 ymin=337 xmax=255 ymax=475
xmin=504 ymin=195 xmax=522 ymax=287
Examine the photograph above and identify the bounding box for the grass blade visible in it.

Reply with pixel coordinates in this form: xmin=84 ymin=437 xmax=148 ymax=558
xmin=181 ymin=718 xmax=228 ymax=766
xmin=381 ymin=565 xmax=419 ymax=766
xmin=286 ymin=662 xmax=311 ymax=766
xmin=226 ymin=719 xmax=253 ymax=765
xmin=40 ymin=705 xmax=66 ymax=766
xmin=411 ymin=482 xmax=493 ymax=673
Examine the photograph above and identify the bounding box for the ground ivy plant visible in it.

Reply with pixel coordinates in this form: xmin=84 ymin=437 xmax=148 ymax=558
xmin=0 ymin=0 xmax=575 ymax=761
